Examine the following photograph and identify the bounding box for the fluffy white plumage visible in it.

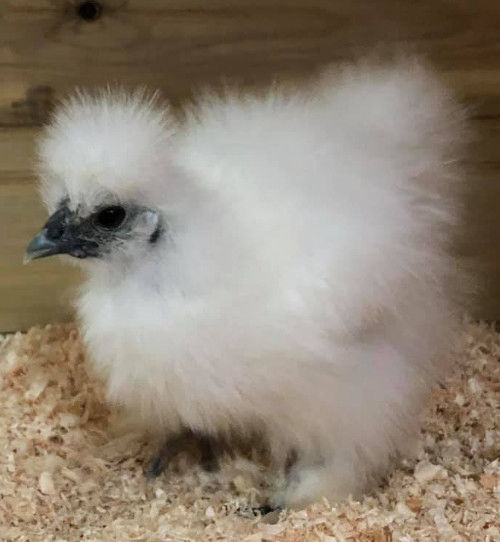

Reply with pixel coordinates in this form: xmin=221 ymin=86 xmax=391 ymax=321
xmin=35 ymin=59 xmax=467 ymax=507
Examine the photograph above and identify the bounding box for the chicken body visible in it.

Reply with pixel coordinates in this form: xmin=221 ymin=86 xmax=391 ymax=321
xmin=31 ymin=60 xmax=466 ymax=507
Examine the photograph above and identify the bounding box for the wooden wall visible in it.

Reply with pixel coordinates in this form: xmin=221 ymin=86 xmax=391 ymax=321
xmin=1 ymin=0 xmax=499 ymax=330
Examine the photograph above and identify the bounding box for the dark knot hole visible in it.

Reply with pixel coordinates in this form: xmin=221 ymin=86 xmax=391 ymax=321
xmin=77 ymin=1 xmax=103 ymax=22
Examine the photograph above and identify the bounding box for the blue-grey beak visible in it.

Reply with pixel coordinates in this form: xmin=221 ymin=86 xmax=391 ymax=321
xmin=24 ymin=229 xmax=64 ymax=263
xmin=24 ymin=206 xmax=99 ymax=263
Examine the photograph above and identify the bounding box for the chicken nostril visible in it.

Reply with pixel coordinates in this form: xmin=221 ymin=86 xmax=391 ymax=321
xmin=45 ymin=223 xmax=65 ymax=240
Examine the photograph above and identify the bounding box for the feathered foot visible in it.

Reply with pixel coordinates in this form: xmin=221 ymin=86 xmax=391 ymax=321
xmin=146 ymin=430 xmax=220 ymax=478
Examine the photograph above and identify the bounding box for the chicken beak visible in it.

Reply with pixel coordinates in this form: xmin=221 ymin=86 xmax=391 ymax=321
xmin=25 ymin=206 xmax=100 ymax=263
xmin=24 ymin=228 xmax=64 ymax=263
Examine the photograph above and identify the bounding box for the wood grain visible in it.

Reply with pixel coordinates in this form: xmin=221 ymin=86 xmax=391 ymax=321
xmin=0 ymin=179 xmax=79 ymax=332
xmin=0 ymin=0 xmax=499 ymax=329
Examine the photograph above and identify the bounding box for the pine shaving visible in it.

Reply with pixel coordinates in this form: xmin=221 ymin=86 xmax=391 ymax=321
xmin=0 ymin=321 xmax=498 ymax=541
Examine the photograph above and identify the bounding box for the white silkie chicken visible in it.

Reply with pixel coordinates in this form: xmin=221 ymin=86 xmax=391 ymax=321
xmin=26 ymin=59 xmax=467 ymax=509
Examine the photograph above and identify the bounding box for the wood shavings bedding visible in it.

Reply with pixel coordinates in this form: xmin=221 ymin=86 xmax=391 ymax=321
xmin=0 ymin=321 xmax=498 ymax=541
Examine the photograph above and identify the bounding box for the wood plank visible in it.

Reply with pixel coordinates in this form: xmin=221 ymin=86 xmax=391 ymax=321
xmin=0 ymin=0 xmax=499 ymax=328
xmin=0 ymin=174 xmax=79 ymax=332
xmin=1 ymin=0 xmax=500 ymax=127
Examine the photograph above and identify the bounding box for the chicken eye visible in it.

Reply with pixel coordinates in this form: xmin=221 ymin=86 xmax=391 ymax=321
xmin=95 ymin=206 xmax=126 ymax=229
